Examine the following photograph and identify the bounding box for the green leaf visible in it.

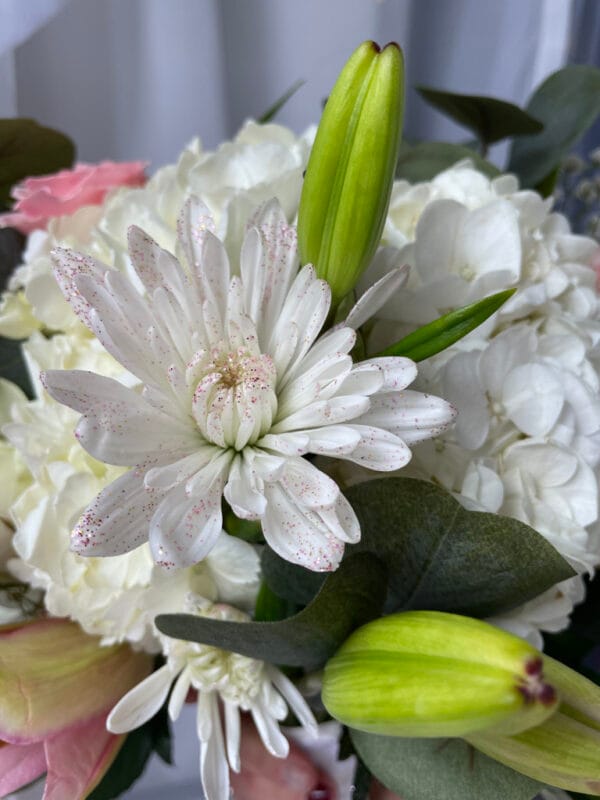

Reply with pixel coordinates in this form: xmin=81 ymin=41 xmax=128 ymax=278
xmin=377 ymin=289 xmax=515 ymax=361
xmin=0 ymin=118 xmax=75 ymax=207
xmin=508 ymin=65 xmax=600 ymax=188
xmin=261 ymin=546 xmax=326 ymax=606
xmin=350 ymin=731 xmax=544 ymax=800
xmin=396 ymin=141 xmax=499 ymax=182
xmin=156 ymin=553 xmax=387 ymax=669
xmin=87 ymin=707 xmax=172 ymax=800
xmin=417 ymin=86 xmax=543 ymax=148
xmin=258 ymin=79 xmax=305 ymax=124
xmin=253 ymin=579 xmax=293 ymax=622
xmin=0 ymin=336 xmax=33 ymax=398
xmin=345 ymin=477 xmax=574 ymax=617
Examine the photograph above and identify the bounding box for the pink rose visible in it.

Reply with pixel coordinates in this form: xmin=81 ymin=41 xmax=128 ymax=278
xmin=0 ymin=160 xmax=148 ymax=234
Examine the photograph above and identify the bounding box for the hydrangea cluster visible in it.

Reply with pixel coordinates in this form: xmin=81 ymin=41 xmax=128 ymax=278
xmin=363 ymin=161 xmax=600 ymax=644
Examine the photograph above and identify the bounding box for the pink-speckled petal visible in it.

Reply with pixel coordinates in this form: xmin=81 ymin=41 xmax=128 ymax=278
xmin=71 ymin=469 xmax=161 ymax=556
xmin=51 ymin=247 xmax=109 ymax=329
xmin=149 ymin=455 xmax=231 ymax=568
xmin=44 ymin=712 xmax=124 ymax=800
xmin=269 ymin=267 xmax=331 ymax=379
xmin=279 ymin=457 xmax=339 ymax=510
xmin=42 ymin=370 xmax=193 ymax=466
xmin=360 ymin=356 xmax=418 ymax=392
xmin=341 ymin=424 xmax=412 ymax=471
xmin=262 ymin=482 xmax=345 ymax=573
xmin=0 ymin=741 xmax=46 ymax=795
xmin=271 ymin=395 xmax=371 ymax=434
xmin=357 ymin=390 xmax=457 ymax=444
xmin=243 ymin=199 xmax=299 ymax=344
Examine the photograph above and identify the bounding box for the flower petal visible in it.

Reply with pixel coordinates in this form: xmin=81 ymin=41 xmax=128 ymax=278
xmin=42 ymin=369 xmax=194 ymax=466
xmin=107 ymin=663 xmax=174 ymax=733
xmin=71 ymin=470 xmax=162 ymax=557
xmin=0 ymin=618 xmax=152 ymax=743
xmin=44 ymin=712 xmax=124 ymax=800
xmin=149 ymin=455 xmax=231 ymax=569
xmin=345 ymin=264 xmax=409 ymax=330
xmin=0 ymin=741 xmax=46 ymax=796
xmin=262 ymin=483 xmax=345 ymax=572
xmin=357 ymin=390 xmax=457 ymax=444
xmin=342 ymin=424 xmax=412 ymax=471
xmin=198 ymin=692 xmax=230 ymax=800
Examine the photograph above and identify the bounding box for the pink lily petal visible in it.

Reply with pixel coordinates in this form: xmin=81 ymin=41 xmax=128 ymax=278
xmin=44 ymin=712 xmax=124 ymax=800
xmin=0 ymin=740 xmax=46 ymax=795
xmin=0 ymin=618 xmax=152 ymax=744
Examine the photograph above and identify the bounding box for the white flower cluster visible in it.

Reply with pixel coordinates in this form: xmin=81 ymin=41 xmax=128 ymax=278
xmin=364 ymin=161 xmax=600 ymax=645
xmin=0 ymin=121 xmax=309 ymax=644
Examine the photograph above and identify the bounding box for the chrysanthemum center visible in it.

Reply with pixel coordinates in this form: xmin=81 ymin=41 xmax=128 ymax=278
xmin=190 ymin=346 xmax=278 ymax=450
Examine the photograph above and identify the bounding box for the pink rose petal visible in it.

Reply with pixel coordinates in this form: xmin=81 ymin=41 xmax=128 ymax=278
xmin=0 ymin=161 xmax=147 ymax=234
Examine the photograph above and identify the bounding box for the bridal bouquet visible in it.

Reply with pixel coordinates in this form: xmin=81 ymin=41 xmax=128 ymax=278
xmin=2 ymin=41 xmax=600 ymax=800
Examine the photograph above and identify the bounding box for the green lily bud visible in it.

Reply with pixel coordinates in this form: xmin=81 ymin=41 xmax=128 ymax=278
xmin=322 ymin=611 xmax=558 ymax=738
xmin=297 ymin=40 xmax=404 ymax=307
xmin=467 ymin=655 xmax=600 ymax=794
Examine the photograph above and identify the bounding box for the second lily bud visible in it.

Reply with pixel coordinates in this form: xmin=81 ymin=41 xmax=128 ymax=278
xmin=322 ymin=611 xmax=558 ymax=738
xmin=297 ymin=40 xmax=404 ymax=307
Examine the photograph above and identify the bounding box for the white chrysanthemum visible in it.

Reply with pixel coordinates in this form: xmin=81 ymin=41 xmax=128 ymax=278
xmin=42 ymin=197 xmax=454 ymax=572
xmin=365 ymin=159 xmax=600 ymax=641
xmin=107 ymin=598 xmax=318 ymax=800
xmin=2 ymin=334 xmax=260 ymax=649
xmin=0 ymin=122 xmax=313 ymax=339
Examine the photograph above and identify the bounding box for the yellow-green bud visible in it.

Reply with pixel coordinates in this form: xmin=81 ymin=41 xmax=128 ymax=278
xmin=467 ymin=655 xmax=600 ymax=794
xmin=322 ymin=611 xmax=558 ymax=738
xmin=297 ymin=40 xmax=404 ymax=307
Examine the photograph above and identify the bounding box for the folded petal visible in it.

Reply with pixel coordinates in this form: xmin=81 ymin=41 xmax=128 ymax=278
xmin=0 ymin=619 xmax=152 ymax=743
xmin=44 ymin=712 xmax=124 ymax=800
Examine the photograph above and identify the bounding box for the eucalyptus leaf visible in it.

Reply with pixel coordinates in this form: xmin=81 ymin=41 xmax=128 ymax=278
xmin=417 ymin=86 xmax=543 ymax=147
xmin=345 ymin=478 xmax=574 ymax=617
xmin=0 ymin=118 xmax=75 ymax=207
xmin=508 ymin=65 xmax=600 ymax=189
xmin=377 ymin=288 xmax=515 ymax=361
xmin=0 ymin=336 xmax=33 ymax=397
xmin=156 ymin=553 xmax=386 ymax=669
xmin=350 ymin=731 xmax=543 ymax=800
xmin=396 ymin=141 xmax=499 ymax=182
xmin=261 ymin=546 xmax=326 ymax=605
xmin=258 ymin=79 xmax=305 ymax=124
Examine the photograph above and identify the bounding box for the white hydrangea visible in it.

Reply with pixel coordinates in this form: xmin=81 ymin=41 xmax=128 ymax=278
xmin=3 ymin=332 xmax=260 ymax=651
xmin=0 ymin=122 xmax=313 ymax=339
xmin=0 ymin=121 xmax=312 ymax=646
xmin=365 ymin=160 xmax=600 ymax=645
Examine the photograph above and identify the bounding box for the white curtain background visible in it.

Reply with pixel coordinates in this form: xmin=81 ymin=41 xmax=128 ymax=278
xmin=1 ymin=0 xmax=574 ymax=169
xmin=0 ymin=0 xmax=577 ymax=798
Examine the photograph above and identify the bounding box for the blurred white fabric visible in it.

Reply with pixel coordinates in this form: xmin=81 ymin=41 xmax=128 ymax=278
xmin=1 ymin=0 xmax=574 ymax=169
